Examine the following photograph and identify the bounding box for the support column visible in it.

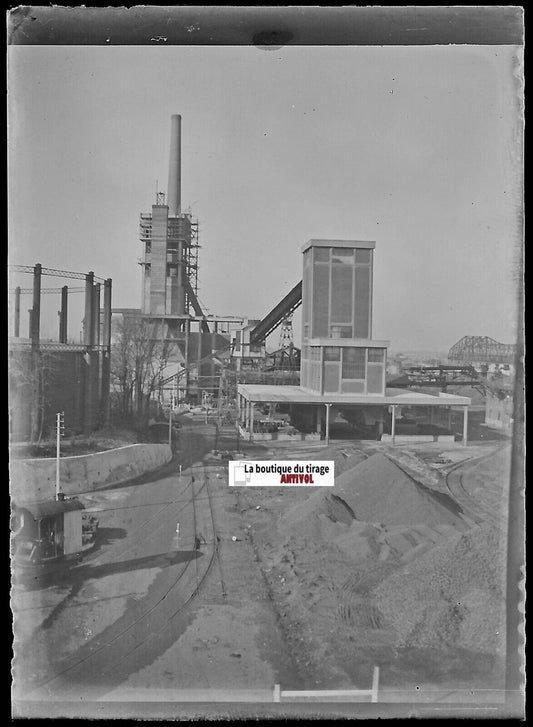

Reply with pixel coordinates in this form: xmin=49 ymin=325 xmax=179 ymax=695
xmin=92 ymin=283 xmax=101 ymax=347
xmin=184 ymin=318 xmax=190 ymax=400
xmin=391 ymin=405 xmax=396 ymax=446
xmin=102 ymin=279 xmax=112 ymax=349
xmin=100 ymin=278 xmax=112 ymax=426
xmin=325 ymin=403 xmax=331 ymax=447
xmin=59 ymin=285 xmax=68 ymax=343
xmin=463 ymin=406 xmax=468 ymax=447
xmin=447 ymin=407 xmax=452 ymax=432
xmin=84 ymin=272 xmax=95 ymax=346
xmin=31 ymin=263 xmax=42 ymax=347
xmin=250 ymin=402 xmax=255 ymax=441
xmin=14 ymin=286 xmax=20 ymax=337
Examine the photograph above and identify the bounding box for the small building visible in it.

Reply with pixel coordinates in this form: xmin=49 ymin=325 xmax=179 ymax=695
xmin=13 ymin=498 xmax=85 ymax=565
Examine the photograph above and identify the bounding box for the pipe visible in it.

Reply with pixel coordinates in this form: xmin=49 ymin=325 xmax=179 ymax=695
xmin=167 ymin=114 xmax=181 ymax=217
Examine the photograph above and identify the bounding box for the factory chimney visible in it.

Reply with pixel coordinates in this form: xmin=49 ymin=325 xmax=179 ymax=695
xmin=167 ymin=114 xmax=181 ymax=217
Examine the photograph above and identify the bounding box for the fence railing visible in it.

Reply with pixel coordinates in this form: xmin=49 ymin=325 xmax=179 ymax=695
xmin=274 ymin=667 xmax=379 ymax=703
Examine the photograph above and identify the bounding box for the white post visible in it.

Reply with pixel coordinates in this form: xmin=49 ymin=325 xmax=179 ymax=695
xmin=325 ymin=403 xmax=331 ymax=446
xmin=463 ymin=406 xmax=468 ymax=447
xmin=273 ymin=684 xmax=281 ymax=703
xmin=391 ymin=405 xmax=396 ymax=445
xmin=168 ymin=405 xmax=173 ymax=448
xmin=371 ymin=666 xmax=379 ymax=703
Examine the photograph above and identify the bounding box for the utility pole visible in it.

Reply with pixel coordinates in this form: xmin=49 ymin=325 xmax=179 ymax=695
xmin=56 ymin=412 xmax=65 ymax=500
xmin=168 ymin=403 xmax=173 ymax=449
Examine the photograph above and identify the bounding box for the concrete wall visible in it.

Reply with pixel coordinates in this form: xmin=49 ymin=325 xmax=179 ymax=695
xmin=10 ymin=443 xmax=172 ymax=504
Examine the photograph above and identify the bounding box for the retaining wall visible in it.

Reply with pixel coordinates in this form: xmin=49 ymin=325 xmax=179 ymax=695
xmin=10 ymin=444 xmax=172 ymax=504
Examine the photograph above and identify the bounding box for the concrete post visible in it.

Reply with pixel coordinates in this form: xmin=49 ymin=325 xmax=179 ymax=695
xmin=463 ymin=406 xmax=468 ymax=447
xmin=325 ymin=403 xmax=331 ymax=446
xmin=447 ymin=407 xmax=452 ymax=432
xmin=391 ymin=405 xmax=396 ymax=445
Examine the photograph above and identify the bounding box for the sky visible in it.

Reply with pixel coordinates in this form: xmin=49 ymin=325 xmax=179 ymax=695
xmin=8 ymin=44 xmax=523 ymax=351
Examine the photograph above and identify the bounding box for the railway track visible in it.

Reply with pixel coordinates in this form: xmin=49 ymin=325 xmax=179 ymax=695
xmin=23 ymin=451 xmax=226 ymax=697
xmin=443 ymin=443 xmax=510 ymax=531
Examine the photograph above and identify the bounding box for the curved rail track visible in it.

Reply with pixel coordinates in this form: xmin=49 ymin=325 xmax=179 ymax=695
xmin=443 ymin=443 xmax=510 ymax=531
xmin=24 ymin=456 xmax=227 ymax=698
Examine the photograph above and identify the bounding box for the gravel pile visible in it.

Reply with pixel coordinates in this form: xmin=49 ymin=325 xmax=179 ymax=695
xmin=373 ymin=524 xmax=506 ymax=654
xmin=334 ymin=453 xmax=463 ymax=528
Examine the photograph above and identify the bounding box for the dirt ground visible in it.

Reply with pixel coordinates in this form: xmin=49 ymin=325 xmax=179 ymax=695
xmin=225 ymin=435 xmax=511 ymax=697
xmin=12 ymin=419 xmax=513 ymax=712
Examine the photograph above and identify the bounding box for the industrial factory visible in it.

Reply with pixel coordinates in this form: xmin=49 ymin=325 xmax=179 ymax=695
xmin=13 ymin=114 xmax=517 ymax=444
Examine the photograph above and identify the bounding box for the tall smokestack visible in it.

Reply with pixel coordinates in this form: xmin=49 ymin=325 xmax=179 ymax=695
xmin=167 ymin=114 xmax=181 ymax=217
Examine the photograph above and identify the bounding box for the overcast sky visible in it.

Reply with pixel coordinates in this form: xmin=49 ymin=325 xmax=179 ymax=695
xmin=8 ymin=44 xmax=523 ymax=351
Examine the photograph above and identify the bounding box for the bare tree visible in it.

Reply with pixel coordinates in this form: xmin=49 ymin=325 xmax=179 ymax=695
xmin=110 ymin=317 xmax=173 ymax=424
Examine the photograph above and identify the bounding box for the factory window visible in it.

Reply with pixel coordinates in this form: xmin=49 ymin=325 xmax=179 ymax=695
xmin=331 ymin=265 xmax=353 ymax=324
xmin=145 ymin=241 xmax=152 ymax=254
xmin=312 ymin=263 xmax=329 ymax=337
xmin=323 ymin=362 xmax=340 ymax=392
xmin=354 ymin=266 xmax=370 ymax=338
xmin=367 ymin=364 xmax=384 ymax=393
xmin=145 ymin=264 xmax=151 ymax=276
xmin=367 ymin=348 xmax=385 ymax=363
xmin=314 ymin=248 xmax=330 ymax=263
xmin=324 ymin=347 xmax=340 ymax=361
xmin=310 ymin=347 xmax=321 ymax=361
xmin=167 ymin=265 xmax=178 ymax=277
xmin=332 ymin=248 xmax=353 ymax=264
xmin=342 ymin=347 xmax=366 ymax=379
xmin=355 ymin=249 xmax=371 ymax=264
xmin=331 ymin=325 xmax=352 ymax=338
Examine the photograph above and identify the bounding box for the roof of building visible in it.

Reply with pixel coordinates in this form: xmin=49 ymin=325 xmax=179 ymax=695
xmin=302 ymin=239 xmax=376 ymax=252
xmin=237 ymin=384 xmax=471 ymax=407
xmin=16 ymin=498 xmax=85 ymax=519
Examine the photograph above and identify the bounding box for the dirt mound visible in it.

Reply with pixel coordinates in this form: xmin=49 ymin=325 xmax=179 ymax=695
xmin=373 ymin=524 xmax=506 ymax=654
xmin=279 ymin=452 xmax=464 ymax=549
xmin=334 ymin=453 xmax=464 ymax=528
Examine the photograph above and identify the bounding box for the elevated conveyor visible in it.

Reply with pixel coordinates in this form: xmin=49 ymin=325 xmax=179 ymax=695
xmin=250 ymin=281 xmax=302 ymax=345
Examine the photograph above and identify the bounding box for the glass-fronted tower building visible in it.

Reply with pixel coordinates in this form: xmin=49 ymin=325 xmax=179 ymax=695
xmin=300 ymin=239 xmax=388 ymax=396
